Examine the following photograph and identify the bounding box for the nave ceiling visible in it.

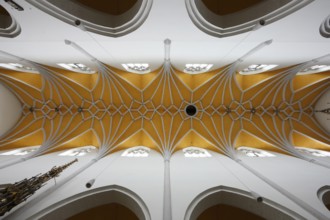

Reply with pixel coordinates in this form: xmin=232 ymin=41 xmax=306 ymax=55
xmin=0 ymin=40 xmax=329 ymax=161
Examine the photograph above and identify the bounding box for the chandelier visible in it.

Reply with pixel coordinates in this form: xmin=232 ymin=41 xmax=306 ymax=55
xmin=0 ymin=158 xmax=78 ymax=216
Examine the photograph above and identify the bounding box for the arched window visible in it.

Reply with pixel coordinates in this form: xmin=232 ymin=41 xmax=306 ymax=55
xmin=183 ymin=64 xmax=213 ymax=74
xmin=183 ymin=147 xmax=211 ymax=158
xmin=58 ymin=146 xmax=96 ymax=157
xmin=297 ymin=65 xmax=330 ymax=75
xmin=239 ymin=64 xmax=277 ymax=75
xmin=57 ymin=63 xmax=95 ymax=74
xmin=237 ymin=147 xmax=275 ymax=157
xmin=122 ymin=64 xmax=151 ymax=74
xmin=295 ymin=147 xmax=330 ymax=157
xmin=121 ymin=146 xmax=150 ymax=157
xmin=0 ymin=63 xmax=38 ymax=73
xmin=0 ymin=146 xmax=39 ymax=156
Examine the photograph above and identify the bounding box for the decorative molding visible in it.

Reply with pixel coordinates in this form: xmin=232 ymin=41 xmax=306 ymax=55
xmin=57 ymin=63 xmax=95 ymax=74
xmin=237 ymin=147 xmax=275 ymax=158
xmin=298 ymin=65 xmax=330 ymax=75
xmin=295 ymin=147 xmax=330 ymax=158
xmin=122 ymin=63 xmax=151 ymax=74
xmin=58 ymin=146 xmax=97 ymax=157
xmin=183 ymin=147 xmax=211 ymax=158
xmin=239 ymin=64 xmax=277 ymax=75
xmin=121 ymin=146 xmax=150 ymax=157
xmin=183 ymin=64 xmax=213 ymax=74
xmin=0 ymin=63 xmax=38 ymax=73
xmin=0 ymin=146 xmax=39 ymax=156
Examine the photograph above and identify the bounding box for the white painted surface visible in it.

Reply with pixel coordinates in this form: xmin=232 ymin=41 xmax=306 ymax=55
xmin=1 ymin=150 xmax=330 ymax=219
xmin=0 ymin=1 xmax=329 ymax=219
xmin=0 ymin=0 xmax=329 ymax=73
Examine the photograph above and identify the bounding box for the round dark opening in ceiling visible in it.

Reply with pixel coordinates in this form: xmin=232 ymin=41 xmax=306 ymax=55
xmin=75 ymin=0 xmax=138 ymax=15
xmin=201 ymin=0 xmax=262 ymax=16
xmin=185 ymin=105 xmax=197 ymax=116
xmin=0 ymin=5 xmax=13 ymax=29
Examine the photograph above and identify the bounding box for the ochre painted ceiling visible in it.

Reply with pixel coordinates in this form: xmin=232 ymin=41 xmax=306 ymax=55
xmin=0 ymin=59 xmax=329 ymax=159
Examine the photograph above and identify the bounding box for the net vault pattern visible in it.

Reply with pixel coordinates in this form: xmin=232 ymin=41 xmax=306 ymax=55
xmin=0 ymin=40 xmax=329 ymax=162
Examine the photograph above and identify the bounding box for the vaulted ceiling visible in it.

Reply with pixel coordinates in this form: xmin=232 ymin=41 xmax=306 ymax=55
xmin=0 ymin=0 xmax=329 ymax=161
xmin=0 ymin=41 xmax=328 ymax=160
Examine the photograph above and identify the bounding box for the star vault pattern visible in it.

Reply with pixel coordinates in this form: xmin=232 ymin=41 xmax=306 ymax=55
xmin=0 ymin=40 xmax=329 ymax=163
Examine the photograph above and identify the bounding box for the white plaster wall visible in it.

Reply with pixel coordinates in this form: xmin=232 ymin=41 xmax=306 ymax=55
xmin=1 ymin=0 xmax=330 ymax=72
xmin=0 ymin=83 xmax=21 ymax=137
xmin=171 ymin=151 xmax=318 ymax=220
xmin=1 ymin=149 xmax=164 ymax=220
xmin=1 ymin=150 xmax=330 ymax=219
xmin=237 ymin=151 xmax=330 ymax=217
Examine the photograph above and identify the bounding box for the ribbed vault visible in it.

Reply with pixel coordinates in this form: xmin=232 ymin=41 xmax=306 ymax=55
xmin=0 ymin=41 xmax=329 ymax=162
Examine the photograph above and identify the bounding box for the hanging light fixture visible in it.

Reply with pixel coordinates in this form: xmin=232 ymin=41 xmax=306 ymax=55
xmin=0 ymin=159 xmax=78 ymax=216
